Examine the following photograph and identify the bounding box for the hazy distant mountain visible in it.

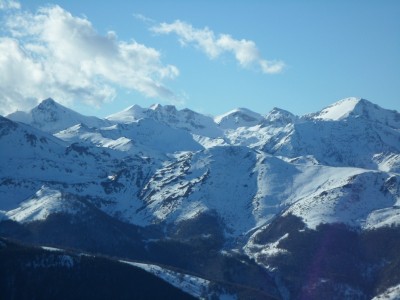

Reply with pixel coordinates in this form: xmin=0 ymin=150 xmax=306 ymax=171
xmin=1 ymin=97 xmax=399 ymax=299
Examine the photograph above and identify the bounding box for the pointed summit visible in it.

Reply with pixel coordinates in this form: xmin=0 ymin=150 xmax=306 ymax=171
xmin=310 ymin=97 xmax=362 ymax=121
xmin=265 ymin=107 xmax=298 ymax=126
xmin=309 ymin=97 xmax=400 ymax=128
xmin=32 ymin=98 xmax=71 ymax=117
xmin=34 ymin=98 xmax=68 ymax=115
xmin=7 ymin=98 xmax=108 ymax=133
xmin=149 ymin=103 xmax=163 ymax=110
xmin=38 ymin=98 xmax=57 ymax=107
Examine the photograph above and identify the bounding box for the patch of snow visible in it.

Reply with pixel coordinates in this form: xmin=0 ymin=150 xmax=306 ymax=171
xmin=311 ymin=97 xmax=361 ymax=121
xmin=106 ymin=104 xmax=145 ymax=123
xmin=41 ymin=246 xmax=63 ymax=252
xmin=6 ymin=186 xmax=84 ymax=223
xmin=120 ymin=260 xmax=210 ymax=299
xmin=244 ymin=232 xmax=289 ymax=268
xmin=372 ymin=284 xmax=400 ymax=300
xmin=365 ymin=206 xmax=400 ymax=229
xmin=373 ymin=153 xmax=400 ymax=173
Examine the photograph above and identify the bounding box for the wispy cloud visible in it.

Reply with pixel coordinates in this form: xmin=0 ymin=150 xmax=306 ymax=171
xmin=0 ymin=5 xmax=179 ymax=115
xmin=0 ymin=0 xmax=20 ymax=10
xmin=133 ymin=13 xmax=155 ymax=25
xmin=151 ymin=20 xmax=285 ymax=74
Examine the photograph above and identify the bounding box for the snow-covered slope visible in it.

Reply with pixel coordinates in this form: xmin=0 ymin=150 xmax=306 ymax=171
xmin=106 ymin=104 xmax=147 ymax=123
xmin=310 ymin=97 xmax=361 ymax=121
xmin=310 ymin=97 xmax=400 ymax=130
xmin=215 ymin=107 xmax=264 ymax=129
xmin=107 ymin=103 xmax=222 ymax=138
xmin=265 ymin=107 xmax=299 ymax=126
xmin=2 ymin=96 xmax=400 ymax=299
xmin=261 ymin=98 xmax=400 ymax=171
xmin=372 ymin=284 xmax=400 ymax=300
xmin=7 ymin=98 xmax=109 ymax=133
xmin=2 ymin=97 xmax=400 ymax=230
xmin=6 ymin=186 xmax=86 ymax=223
xmin=121 ymin=261 xmax=211 ymax=299
xmin=57 ymin=120 xmax=204 ymax=156
xmin=135 ymin=147 xmax=400 ymax=233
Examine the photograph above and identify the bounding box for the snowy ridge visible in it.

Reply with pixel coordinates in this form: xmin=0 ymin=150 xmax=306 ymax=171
xmin=2 ymin=96 xmax=400 ymax=299
xmin=265 ymin=107 xmax=298 ymax=126
xmin=310 ymin=97 xmax=361 ymax=121
xmin=106 ymin=104 xmax=146 ymax=123
xmin=372 ymin=284 xmax=400 ymax=300
xmin=1 ymin=97 xmax=400 ymax=231
xmin=283 ymin=170 xmax=398 ymax=229
xmin=7 ymin=98 xmax=109 ymax=133
xmin=215 ymin=107 xmax=264 ymax=129
xmin=121 ymin=261 xmax=212 ymax=299
xmin=309 ymin=97 xmax=400 ymax=130
xmin=6 ymin=186 xmax=85 ymax=223
xmin=107 ymin=103 xmax=222 ymax=138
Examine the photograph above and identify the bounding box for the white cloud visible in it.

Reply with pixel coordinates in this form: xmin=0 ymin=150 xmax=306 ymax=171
xmin=151 ymin=20 xmax=285 ymax=74
xmin=0 ymin=5 xmax=179 ymax=115
xmin=133 ymin=13 xmax=155 ymax=24
xmin=0 ymin=0 xmax=20 ymax=10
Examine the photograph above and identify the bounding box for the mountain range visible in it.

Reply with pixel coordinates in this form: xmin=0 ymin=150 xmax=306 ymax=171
xmin=1 ymin=97 xmax=399 ymax=299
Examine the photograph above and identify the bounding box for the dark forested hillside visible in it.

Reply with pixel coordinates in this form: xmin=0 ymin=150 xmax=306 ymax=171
xmin=0 ymin=237 xmax=195 ymax=300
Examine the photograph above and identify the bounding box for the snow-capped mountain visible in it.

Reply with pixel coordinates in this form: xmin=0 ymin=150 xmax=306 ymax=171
xmin=265 ymin=107 xmax=299 ymax=126
xmin=1 ymin=97 xmax=400 ymax=299
xmin=6 ymin=98 xmax=110 ymax=133
xmin=215 ymin=107 xmax=264 ymax=129
xmin=107 ymin=103 xmax=222 ymax=138
xmin=309 ymin=97 xmax=400 ymax=128
xmin=262 ymin=98 xmax=400 ymax=172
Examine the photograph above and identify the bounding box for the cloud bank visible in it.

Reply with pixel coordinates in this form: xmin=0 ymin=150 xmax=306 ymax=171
xmin=0 ymin=5 xmax=179 ymax=115
xmin=151 ymin=20 xmax=285 ymax=74
xmin=0 ymin=0 xmax=20 ymax=10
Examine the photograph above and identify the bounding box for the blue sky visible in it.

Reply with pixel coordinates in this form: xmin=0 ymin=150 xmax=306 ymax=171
xmin=0 ymin=0 xmax=399 ymax=117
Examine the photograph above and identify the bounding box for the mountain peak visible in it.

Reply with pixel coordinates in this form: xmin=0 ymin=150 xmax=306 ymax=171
xmin=214 ymin=107 xmax=263 ymax=129
xmin=150 ymin=103 xmax=163 ymax=110
xmin=265 ymin=107 xmax=298 ymax=125
xmin=40 ymin=97 xmax=56 ymax=106
xmin=7 ymin=98 xmax=107 ymax=133
xmin=311 ymin=97 xmax=362 ymax=121
xmin=309 ymin=97 xmax=395 ymax=121
xmin=34 ymin=98 xmax=73 ymax=114
xmin=107 ymin=103 xmax=181 ymax=124
xmin=35 ymin=98 xmax=66 ymax=112
xmin=106 ymin=104 xmax=145 ymax=123
xmin=307 ymin=97 xmax=400 ymax=130
xmin=123 ymin=104 xmax=143 ymax=112
xmin=31 ymin=98 xmax=73 ymax=123
xmin=149 ymin=104 xmax=178 ymax=115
